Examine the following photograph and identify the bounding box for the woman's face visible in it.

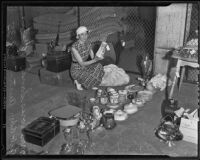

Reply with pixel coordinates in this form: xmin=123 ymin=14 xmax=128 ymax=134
xmin=78 ymin=32 xmax=88 ymax=42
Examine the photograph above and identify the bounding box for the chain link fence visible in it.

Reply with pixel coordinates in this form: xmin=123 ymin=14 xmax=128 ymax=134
xmin=117 ymin=7 xmax=156 ymax=60
xmin=184 ymin=3 xmax=199 ymax=84
xmin=77 ymin=7 xmax=156 ymax=70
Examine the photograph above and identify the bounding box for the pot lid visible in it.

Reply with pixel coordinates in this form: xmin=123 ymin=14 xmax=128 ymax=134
xmin=48 ymin=104 xmax=82 ymax=119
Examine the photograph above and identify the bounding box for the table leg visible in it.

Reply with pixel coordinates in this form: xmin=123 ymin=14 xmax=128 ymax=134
xmin=179 ymin=66 xmax=186 ymax=91
xmin=169 ymin=60 xmax=181 ymax=99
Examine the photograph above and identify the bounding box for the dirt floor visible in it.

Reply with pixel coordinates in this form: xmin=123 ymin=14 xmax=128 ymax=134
xmin=5 ymin=67 xmax=198 ymax=157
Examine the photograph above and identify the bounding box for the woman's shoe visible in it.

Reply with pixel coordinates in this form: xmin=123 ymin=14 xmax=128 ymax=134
xmin=74 ymin=80 xmax=83 ymax=90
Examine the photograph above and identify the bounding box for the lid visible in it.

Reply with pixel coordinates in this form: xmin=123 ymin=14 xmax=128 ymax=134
xmin=48 ymin=105 xmax=82 ymax=120
xmin=119 ymin=90 xmax=127 ymax=94
xmin=22 ymin=117 xmax=57 ymax=137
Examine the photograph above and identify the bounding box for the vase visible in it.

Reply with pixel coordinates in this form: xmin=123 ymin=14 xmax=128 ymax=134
xmin=141 ymin=55 xmax=153 ymax=82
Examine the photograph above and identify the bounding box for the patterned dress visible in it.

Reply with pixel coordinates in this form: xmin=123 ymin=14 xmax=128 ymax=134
xmin=70 ymin=40 xmax=104 ymax=89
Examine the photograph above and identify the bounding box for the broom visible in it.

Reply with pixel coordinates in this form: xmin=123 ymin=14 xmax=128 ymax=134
xmin=160 ymin=48 xmax=180 ymax=120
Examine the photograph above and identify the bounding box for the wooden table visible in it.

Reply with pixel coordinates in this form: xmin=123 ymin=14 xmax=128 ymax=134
xmin=169 ymin=54 xmax=199 ymax=97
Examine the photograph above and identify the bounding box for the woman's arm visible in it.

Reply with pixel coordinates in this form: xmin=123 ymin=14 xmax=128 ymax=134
xmin=71 ymin=47 xmax=98 ymax=67
xmin=89 ymin=48 xmax=95 ymax=59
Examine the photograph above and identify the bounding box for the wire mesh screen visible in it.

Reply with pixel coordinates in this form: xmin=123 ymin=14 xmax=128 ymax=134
xmin=184 ymin=3 xmax=199 ymax=84
xmin=33 ymin=6 xmax=156 ymax=72
xmin=117 ymin=7 xmax=156 ymax=60
xmin=79 ymin=7 xmax=125 ymax=43
xmin=79 ymin=7 xmax=156 ymax=60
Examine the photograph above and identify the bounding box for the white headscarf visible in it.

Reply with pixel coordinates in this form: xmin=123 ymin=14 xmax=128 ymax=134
xmin=76 ymin=26 xmax=89 ymax=39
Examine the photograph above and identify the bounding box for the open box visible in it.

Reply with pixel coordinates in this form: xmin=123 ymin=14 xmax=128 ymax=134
xmin=179 ymin=109 xmax=199 ymax=144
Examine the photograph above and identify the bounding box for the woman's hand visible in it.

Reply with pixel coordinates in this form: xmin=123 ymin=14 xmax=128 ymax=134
xmin=94 ymin=55 xmax=104 ymax=62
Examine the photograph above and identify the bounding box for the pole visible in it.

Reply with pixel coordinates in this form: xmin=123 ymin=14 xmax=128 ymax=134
xmin=77 ymin=6 xmax=80 ymax=27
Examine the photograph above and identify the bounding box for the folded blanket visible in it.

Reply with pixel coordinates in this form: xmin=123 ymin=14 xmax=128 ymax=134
xmin=33 ymin=22 xmax=78 ymax=34
xmin=31 ymin=7 xmax=74 ymax=15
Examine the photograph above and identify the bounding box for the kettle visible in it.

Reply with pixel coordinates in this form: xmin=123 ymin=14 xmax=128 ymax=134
xmin=100 ymin=112 xmax=116 ymax=130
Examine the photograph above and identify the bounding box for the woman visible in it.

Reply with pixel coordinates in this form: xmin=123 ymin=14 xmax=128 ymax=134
xmin=70 ymin=26 xmax=104 ymax=90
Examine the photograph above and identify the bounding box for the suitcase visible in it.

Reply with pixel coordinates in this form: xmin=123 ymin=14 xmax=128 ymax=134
xmin=39 ymin=68 xmax=72 ymax=86
xmin=46 ymin=52 xmax=71 ymax=72
xmin=6 ymin=56 xmax=26 ymax=72
xmin=22 ymin=117 xmax=60 ymax=147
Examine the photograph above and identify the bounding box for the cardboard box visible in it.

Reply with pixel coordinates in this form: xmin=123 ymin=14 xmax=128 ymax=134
xmin=179 ymin=109 xmax=199 ymax=144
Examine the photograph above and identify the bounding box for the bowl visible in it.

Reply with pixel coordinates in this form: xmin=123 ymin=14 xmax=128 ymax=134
xmin=137 ymin=90 xmax=153 ymax=102
xmin=89 ymin=98 xmax=96 ymax=103
xmin=124 ymin=103 xmax=138 ymax=114
xmin=114 ymin=110 xmax=128 ymax=121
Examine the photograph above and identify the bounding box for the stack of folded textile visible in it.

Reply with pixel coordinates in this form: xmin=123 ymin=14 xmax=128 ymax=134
xmin=34 ymin=7 xmax=126 ymax=51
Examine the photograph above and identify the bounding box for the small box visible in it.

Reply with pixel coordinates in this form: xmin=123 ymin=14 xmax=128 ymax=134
xmin=22 ymin=117 xmax=60 ymax=147
xmin=39 ymin=68 xmax=72 ymax=86
xmin=6 ymin=56 xmax=26 ymax=72
xmin=46 ymin=52 xmax=71 ymax=72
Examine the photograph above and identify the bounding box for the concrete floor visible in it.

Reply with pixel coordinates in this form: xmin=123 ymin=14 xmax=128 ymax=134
xmin=5 ymin=68 xmax=199 ymax=157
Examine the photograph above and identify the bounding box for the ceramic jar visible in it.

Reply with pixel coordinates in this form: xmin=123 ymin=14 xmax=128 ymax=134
xmin=118 ymin=90 xmax=127 ymax=103
xmin=100 ymin=94 xmax=108 ymax=105
xmin=110 ymin=93 xmax=119 ymax=104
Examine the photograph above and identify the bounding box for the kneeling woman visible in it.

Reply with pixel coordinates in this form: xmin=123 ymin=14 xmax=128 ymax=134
xmin=70 ymin=26 xmax=104 ymax=90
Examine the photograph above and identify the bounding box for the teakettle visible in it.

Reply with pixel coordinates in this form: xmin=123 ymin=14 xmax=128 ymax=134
xmin=100 ymin=112 xmax=116 ymax=130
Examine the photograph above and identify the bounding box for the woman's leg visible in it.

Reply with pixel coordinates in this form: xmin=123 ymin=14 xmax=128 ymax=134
xmin=74 ymin=80 xmax=83 ymax=90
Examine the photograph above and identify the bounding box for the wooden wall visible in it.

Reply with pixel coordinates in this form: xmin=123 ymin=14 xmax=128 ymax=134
xmin=153 ymin=3 xmax=187 ymax=75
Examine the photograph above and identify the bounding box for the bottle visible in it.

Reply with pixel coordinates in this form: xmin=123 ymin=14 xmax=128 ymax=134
xmin=41 ymin=53 xmax=47 ymax=68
